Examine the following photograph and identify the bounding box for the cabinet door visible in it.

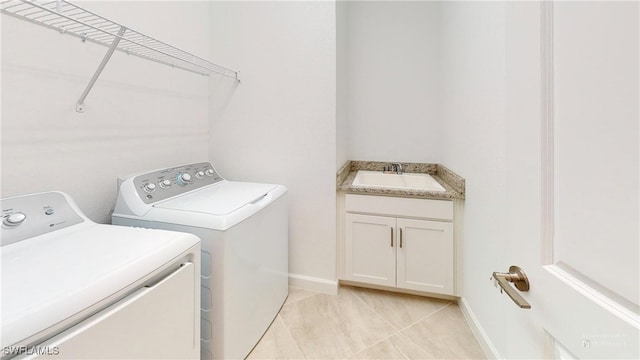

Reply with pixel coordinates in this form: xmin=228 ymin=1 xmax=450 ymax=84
xmin=344 ymin=214 xmax=396 ymax=287
xmin=397 ymin=218 xmax=454 ymax=295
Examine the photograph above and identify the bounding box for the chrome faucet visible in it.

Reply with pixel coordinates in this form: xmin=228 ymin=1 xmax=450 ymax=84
xmin=391 ymin=162 xmax=404 ymax=174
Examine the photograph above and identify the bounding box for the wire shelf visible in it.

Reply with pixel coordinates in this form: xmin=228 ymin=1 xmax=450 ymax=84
xmin=1 ymin=0 xmax=239 ymax=79
xmin=2 ymin=0 xmax=240 ymax=111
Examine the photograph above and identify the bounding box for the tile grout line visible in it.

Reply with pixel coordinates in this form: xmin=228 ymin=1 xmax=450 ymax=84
xmin=350 ymin=288 xmax=403 ymax=333
xmin=348 ymin=288 xmax=419 ymax=358
xmin=278 ymin=312 xmax=309 ymax=360
xmin=352 ymin=287 xmax=454 ymax=335
xmin=293 ymin=287 xmax=483 ymax=359
xmin=283 ymin=290 xmax=327 ymax=359
xmin=396 ymin=302 xmax=456 ymax=358
xmin=349 ymin=291 xmax=455 ymax=359
xmin=398 ymin=301 xmax=454 ymax=333
xmin=286 ymin=287 xmax=320 ymax=306
xmin=276 ymin=285 xmax=322 ymax=358
xmin=278 ymin=287 xmax=458 ymax=360
xmin=312 ymin=287 xmax=402 ymax=358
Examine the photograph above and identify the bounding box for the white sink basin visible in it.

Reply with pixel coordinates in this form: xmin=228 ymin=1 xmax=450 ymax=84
xmin=352 ymin=171 xmax=446 ymax=192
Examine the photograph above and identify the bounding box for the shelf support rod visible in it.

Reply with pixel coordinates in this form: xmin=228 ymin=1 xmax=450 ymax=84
xmin=76 ymin=25 xmax=127 ymax=113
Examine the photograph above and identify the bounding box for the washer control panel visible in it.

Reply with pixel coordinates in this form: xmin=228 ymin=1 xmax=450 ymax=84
xmin=1 ymin=192 xmax=85 ymax=246
xmin=132 ymin=162 xmax=223 ymax=204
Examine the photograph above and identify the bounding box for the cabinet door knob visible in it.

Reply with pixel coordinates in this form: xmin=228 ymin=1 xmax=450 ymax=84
xmin=400 ymin=228 xmax=403 ymax=248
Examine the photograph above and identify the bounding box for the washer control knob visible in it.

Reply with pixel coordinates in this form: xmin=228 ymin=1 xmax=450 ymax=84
xmin=4 ymin=212 xmax=27 ymax=227
xmin=196 ymin=171 xmax=205 ymax=179
xmin=143 ymin=183 xmax=156 ymax=193
xmin=159 ymin=179 xmax=172 ymax=188
xmin=178 ymin=173 xmax=192 ymax=184
xmin=205 ymin=169 xmax=215 ymax=177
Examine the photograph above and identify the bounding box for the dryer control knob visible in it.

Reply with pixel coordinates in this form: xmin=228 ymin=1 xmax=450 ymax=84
xmin=195 ymin=171 xmax=205 ymax=179
xmin=178 ymin=173 xmax=192 ymax=184
xmin=159 ymin=179 xmax=172 ymax=188
xmin=4 ymin=212 xmax=26 ymax=226
xmin=205 ymin=169 xmax=215 ymax=177
xmin=143 ymin=183 xmax=156 ymax=193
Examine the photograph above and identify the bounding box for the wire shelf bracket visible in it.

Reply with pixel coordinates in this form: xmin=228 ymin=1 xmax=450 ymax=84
xmin=1 ymin=0 xmax=240 ymax=112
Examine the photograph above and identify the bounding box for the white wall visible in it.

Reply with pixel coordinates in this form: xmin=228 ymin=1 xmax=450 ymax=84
xmin=207 ymin=1 xmax=338 ymax=289
xmin=336 ymin=0 xmax=349 ymax=170
xmin=439 ymin=1 xmax=509 ymax=357
xmin=1 ymin=1 xmax=215 ymax=223
xmin=344 ymin=1 xmax=442 ymax=163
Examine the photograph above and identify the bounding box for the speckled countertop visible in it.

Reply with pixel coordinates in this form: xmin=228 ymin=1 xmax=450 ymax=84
xmin=337 ymin=160 xmax=465 ymax=200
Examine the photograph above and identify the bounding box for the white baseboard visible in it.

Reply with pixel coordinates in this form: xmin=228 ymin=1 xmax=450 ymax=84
xmin=288 ymin=274 xmax=339 ymax=295
xmin=458 ymin=297 xmax=501 ymax=359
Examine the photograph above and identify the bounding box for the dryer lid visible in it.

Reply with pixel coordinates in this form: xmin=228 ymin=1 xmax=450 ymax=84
xmin=154 ymin=181 xmax=278 ymax=215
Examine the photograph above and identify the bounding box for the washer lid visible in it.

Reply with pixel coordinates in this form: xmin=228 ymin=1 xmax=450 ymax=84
xmin=155 ymin=181 xmax=278 ymax=215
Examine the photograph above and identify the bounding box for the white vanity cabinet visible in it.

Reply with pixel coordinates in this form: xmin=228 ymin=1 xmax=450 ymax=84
xmin=342 ymin=194 xmax=456 ymax=296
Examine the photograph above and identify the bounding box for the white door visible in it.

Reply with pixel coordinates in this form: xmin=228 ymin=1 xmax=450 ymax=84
xmin=502 ymin=1 xmax=638 ymax=358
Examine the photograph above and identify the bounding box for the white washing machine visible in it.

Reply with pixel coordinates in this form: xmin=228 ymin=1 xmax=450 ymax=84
xmin=112 ymin=162 xmax=288 ymax=360
xmin=1 ymin=191 xmax=200 ymax=359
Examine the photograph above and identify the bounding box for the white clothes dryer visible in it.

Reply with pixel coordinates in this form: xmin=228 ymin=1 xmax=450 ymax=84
xmin=1 ymin=191 xmax=200 ymax=360
xmin=112 ymin=162 xmax=288 ymax=360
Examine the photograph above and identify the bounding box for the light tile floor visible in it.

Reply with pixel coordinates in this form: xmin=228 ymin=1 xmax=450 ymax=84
xmin=247 ymin=286 xmax=486 ymax=359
